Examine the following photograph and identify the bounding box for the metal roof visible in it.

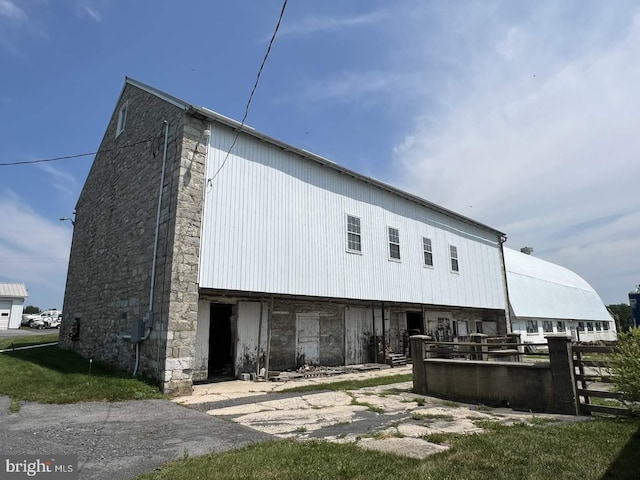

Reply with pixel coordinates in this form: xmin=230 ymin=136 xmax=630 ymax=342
xmin=504 ymin=248 xmax=611 ymax=321
xmin=0 ymin=283 xmax=28 ymax=298
xmin=124 ymin=77 xmax=505 ymax=238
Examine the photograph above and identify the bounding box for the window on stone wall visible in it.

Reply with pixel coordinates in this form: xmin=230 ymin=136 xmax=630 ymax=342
xmin=388 ymin=227 xmax=400 ymax=261
xmin=423 ymin=237 xmax=433 ymax=267
xmin=526 ymin=320 xmax=538 ymax=334
xmin=556 ymin=321 xmax=565 ymax=332
xmin=543 ymin=321 xmax=553 ymax=333
xmin=346 ymin=215 xmax=361 ymax=253
xmin=450 ymin=245 xmax=459 ymax=272
xmin=116 ymin=102 xmax=128 ymax=137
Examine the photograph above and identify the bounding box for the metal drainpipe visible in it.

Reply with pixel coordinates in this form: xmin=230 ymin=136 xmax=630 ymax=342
xmin=498 ymin=235 xmax=512 ymax=335
xmin=134 ymin=120 xmax=169 ymax=376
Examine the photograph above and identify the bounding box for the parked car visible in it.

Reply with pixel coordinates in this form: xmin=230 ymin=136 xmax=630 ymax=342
xmin=22 ymin=309 xmax=61 ymax=326
xmin=27 ymin=311 xmax=62 ymax=329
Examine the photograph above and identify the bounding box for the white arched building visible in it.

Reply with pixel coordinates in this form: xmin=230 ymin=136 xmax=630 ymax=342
xmin=504 ymin=248 xmax=616 ymax=343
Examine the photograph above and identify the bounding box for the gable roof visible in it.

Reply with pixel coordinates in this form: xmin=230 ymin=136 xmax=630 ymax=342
xmin=504 ymin=248 xmax=611 ymax=321
xmin=124 ymin=77 xmax=505 ymax=238
xmin=0 ymin=283 xmax=28 ymax=298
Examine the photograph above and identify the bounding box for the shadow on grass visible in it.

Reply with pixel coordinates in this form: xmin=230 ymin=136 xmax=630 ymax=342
xmin=600 ymin=418 xmax=640 ymax=479
xmin=6 ymin=345 xmax=130 ymax=379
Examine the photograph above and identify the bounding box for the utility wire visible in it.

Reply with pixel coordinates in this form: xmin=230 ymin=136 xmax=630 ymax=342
xmin=0 ymin=139 xmax=151 ymax=166
xmin=207 ymin=0 xmax=288 ymax=186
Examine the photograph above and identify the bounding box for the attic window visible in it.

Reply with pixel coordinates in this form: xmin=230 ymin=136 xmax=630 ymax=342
xmin=116 ymin=102 xmax=128 ymax=137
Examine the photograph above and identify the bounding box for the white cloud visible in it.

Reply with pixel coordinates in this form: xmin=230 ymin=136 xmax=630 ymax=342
xmin=36 ymin=162 xmax=78 ymax=197
xmin=276 ymin=10 xmax=387 ymax=38
xmin=392 ymin=3 xmax=640 ymax=304
xmin=0 ymin=0 xmax=27 ymax=23
xmin=0 ymin=193 xmax=71 ymax=303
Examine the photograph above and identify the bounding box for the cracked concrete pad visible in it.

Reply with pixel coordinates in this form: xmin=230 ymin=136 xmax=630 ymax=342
xmin=206 ymin=403 xmax=277 ymax=416
xmin=302 ymin=391 xmax=352 ymax=408
xmin=234 ymin=405 xmax=368 ymax=435
xmin=397 ymin=423 xmax=431 ymax=438
xmin=358 ymin=437 xmax=448 ymax=459
xmin=350 ymin=394 xmax=413 ymax=413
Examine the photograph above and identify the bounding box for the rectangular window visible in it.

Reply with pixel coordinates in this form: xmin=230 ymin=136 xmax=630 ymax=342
xmin=450 ymin=245 xmax=459 ymax=272
xmin=346 ymin=215 xmax=361 ymax=253
xmin=116 ymin=102 xmax=128 ymax=137
xmin=423 ymin=237 xmax=433 ymax=267
xmin=543 ymin=321 xmax=553 ymax=333
xmin=603 ymin=321 xmax=610 ymax=331
xmin=388 ymin=227 xmax=400 ymax=261
xmin=556 ymin=321 xmax=565 ymax=332
xmin=595 ymin=322 xmax=602 ymax=331
xmin=526 ymin=320 xmax=538 ymax=334
xmin=587 ymin=322 xmax=594 ymax=331
xmin=578 ymin=322 xmax=585 ymax=332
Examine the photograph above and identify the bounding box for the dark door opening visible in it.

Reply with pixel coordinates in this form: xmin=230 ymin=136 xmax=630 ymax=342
xmin=406 ymin=311 xmax=424 ymax=335
xmin=208 ymin=303 xmax=233 ymax=378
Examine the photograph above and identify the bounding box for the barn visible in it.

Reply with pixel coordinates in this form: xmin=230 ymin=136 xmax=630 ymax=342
xmin=60 ymin=78 xmax=511 ymax=394
xmin=0 ymin=283 xmax=28 ymax=330
xmin=505 ymin=248 xmax=616 ymax=343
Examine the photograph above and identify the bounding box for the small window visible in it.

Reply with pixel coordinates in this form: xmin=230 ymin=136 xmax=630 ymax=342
xmin=543 ymin=321 xmax=553 ymax=333
xmin=587 ymin=322 xmax=594 ymax=332
xmin=603 ymin=321 xmax=610 ymax=331
xmin=346 ymin=215 xmax=361 ymax=253
xmin=578 ymin=322 xmax=585 ymax=332
xmin=116 ymin=102 xmax=128 ymax=137
xmin=526 ymin=320 xmax=538 ymax=334
xmin=388 ymin=227 xmax=400 ymax=261
xmin=423 ymin=237 xmax=433 ymax=267
xmin=556 ymin=321 xmax=565 ymax=332
xmin=595 ymin=322 xmax=601 ymax=331
xmin=449 ymin=245 xmax=459 ymax=272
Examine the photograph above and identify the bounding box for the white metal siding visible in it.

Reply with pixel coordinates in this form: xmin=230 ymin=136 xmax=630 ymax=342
xmin=199 ymin=125 xmax=505 ymax=309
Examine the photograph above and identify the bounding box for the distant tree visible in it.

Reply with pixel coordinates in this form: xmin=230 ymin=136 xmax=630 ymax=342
xmin=607 ymin=303 xmax=633 ymax=332
xmin=23 ymin=305 xmax=41 ymax=314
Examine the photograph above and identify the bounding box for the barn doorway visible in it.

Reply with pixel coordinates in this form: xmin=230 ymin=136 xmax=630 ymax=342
xmin=208 ymin=303 xmax=233 ymax=377
xmin=406 ymin=311 xmax=423 ymax=335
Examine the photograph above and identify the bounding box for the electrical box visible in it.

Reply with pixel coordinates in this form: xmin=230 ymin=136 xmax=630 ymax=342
xmin=131 ymin=319 xmax=145 ymax=343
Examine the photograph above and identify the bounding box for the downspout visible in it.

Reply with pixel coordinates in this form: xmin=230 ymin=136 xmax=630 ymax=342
xmin=498 ymin=235 xmax=512 ymax=335
xmin=134 ymin=120 xmax=170 ymax=376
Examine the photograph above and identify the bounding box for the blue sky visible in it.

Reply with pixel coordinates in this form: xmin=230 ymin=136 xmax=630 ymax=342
xmin=1 ymin=0 xmax=638 ymax=309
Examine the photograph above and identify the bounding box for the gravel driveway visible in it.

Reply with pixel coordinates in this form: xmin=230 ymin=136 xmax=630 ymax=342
xmin=0 ymin=397 xmax=270 ymax=480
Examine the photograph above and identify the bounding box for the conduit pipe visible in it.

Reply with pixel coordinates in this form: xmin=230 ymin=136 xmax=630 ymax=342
xmin=134 ymin=120 xmax=169 ymax=376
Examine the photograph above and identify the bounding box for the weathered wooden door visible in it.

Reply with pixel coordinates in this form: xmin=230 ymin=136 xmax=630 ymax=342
xmin=296 ymin=313 xmax=319 ymax=365
xmin=345 ymin=307 xmax=370 ymax=364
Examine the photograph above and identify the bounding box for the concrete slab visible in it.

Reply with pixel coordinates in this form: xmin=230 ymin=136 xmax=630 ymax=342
xmin=358 ymin=437 xmax=448 ymax=459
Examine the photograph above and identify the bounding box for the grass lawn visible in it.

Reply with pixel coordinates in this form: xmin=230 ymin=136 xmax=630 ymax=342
xmin=0 ymin=335 xmax=165 ymax=406
xmin=0 ymin=332 xmax=60 ymax=350
xmin=136 ymin=418 xmax=640 ymax=480
xmin=280 ymin=373 xmax=413 ymax=393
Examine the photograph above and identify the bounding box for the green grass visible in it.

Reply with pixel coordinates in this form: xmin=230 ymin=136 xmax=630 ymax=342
xmin=0 ymin=337 xmax=166 ymax=404
xmin=350 ymin=398 xmax=384 ymax=414
xmin=411 ymin=412 xmax=455 ymax=422
xmin=0 ymin=332 xmax=60 ymax=350
xmin=135 ymin=418 xmax=640 ymax=480
xmin=279 ymin=374 xmax=412 ymax=393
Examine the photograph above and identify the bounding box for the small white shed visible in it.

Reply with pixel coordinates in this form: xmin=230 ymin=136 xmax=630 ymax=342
xmin=0 ymin=283 xmax=28 ymax=330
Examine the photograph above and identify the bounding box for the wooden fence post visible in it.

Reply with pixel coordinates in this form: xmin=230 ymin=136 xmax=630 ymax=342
xmin=410 ymin=335 xmax=430 ymax=395
xmin=547 ymin=335 xmax=580 ymax=415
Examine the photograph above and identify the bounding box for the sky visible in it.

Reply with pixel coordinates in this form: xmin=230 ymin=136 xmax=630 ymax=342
xmin=1 ymin=0 xmax=638 ymax=310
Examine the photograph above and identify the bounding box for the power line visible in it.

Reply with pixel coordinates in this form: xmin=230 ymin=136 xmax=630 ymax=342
xmin=207 ymin=0 xmax=288 ymax=186
xmin=0 ymin=139 xmax=151 ymax=167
